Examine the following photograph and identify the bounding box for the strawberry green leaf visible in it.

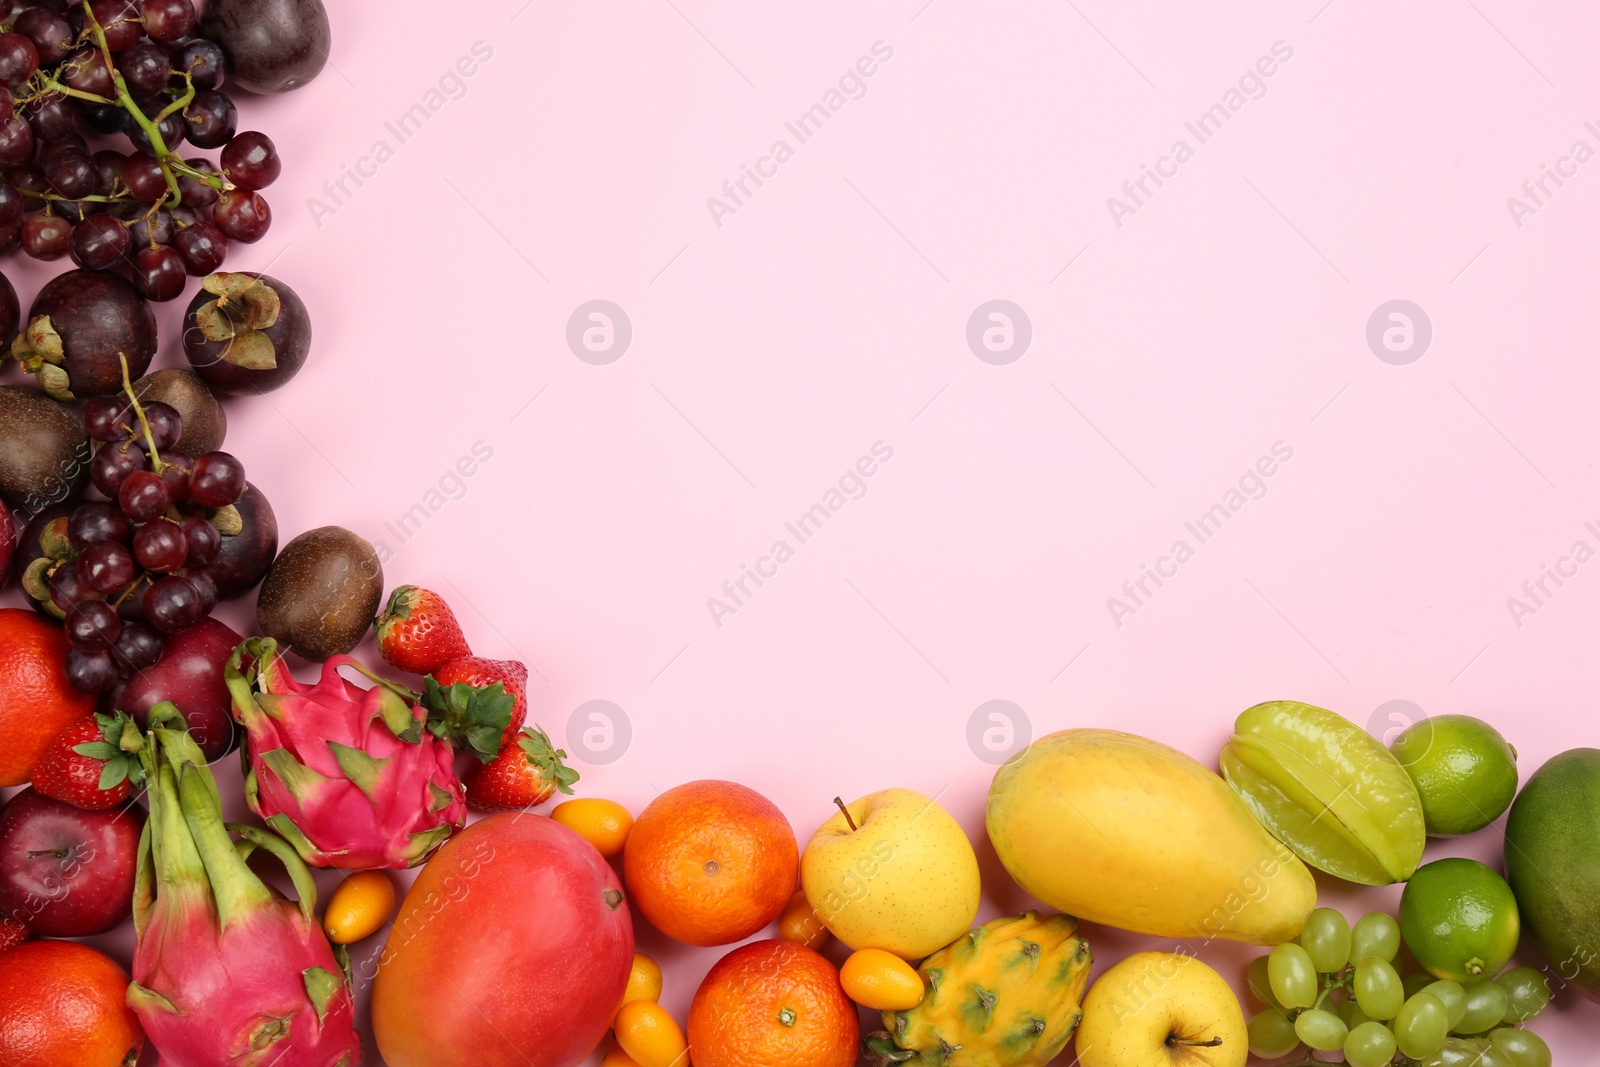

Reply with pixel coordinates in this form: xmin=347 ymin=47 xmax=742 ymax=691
xmin=516 ymin=726 xmax=580 ymax=795
xmin=73 ymin=741 xmax=122 ymax=760
xmin=419 ymin=676 xmax=514 ymax=763
xmin=98 ymin=761 xmax=130 ymax=791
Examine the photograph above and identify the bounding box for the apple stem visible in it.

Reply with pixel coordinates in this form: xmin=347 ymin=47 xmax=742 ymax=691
xmin=26 ymin=848 xmax=72 ymax=860
xmin=832 ymin=797 xmax=858 ymax=832
xmin=1169 ymin=1036 xmax=1225 ymax=1048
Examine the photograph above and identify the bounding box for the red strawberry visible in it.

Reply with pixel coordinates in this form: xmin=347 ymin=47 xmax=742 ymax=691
xmin=31 ymin=713 xmax=144 ymax=811
xmin=0 ymin=917 xmax=27 ymax=953
xmin=433 ymin=655 xmax=527 ymax=748
xmin=463 ymin=726 xmax=579 ymax=812
xmin=374 ymin=585 xmax=472 ymax=675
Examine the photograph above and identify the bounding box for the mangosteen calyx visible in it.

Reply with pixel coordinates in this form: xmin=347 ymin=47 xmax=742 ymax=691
xmin=210 ymin=503 xmax=243 ymax=536
xmin=9 ymin=316 xmax=72 ymax=400
xmin=195 ymin=273 xmax=283 ymax=371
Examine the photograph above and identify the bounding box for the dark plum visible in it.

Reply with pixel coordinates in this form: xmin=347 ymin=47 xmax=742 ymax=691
xmin=199 ymin=0 xmax=329 ymax=94
xmin=182 ymin=272 xmax=308 ymax=394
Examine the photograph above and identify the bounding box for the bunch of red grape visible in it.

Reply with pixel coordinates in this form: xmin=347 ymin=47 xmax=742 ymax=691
xmin=53 ymin=384 xmax=247 ymax=694
xmin=0 ymin=0 xmax=279 ymax=300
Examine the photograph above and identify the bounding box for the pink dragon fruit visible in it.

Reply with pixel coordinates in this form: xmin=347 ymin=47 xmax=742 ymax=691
xmin=226 ymin=636 xmax=511 ymax=869
xmin=128 ymin=703 xmax=362 ymax=1067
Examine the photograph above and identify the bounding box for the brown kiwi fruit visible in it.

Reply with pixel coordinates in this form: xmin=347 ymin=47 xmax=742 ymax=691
xmin=256 ymin=525 xmax=383 ymax=661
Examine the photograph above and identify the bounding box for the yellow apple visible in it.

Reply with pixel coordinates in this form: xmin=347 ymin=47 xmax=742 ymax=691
xmin=800 ymin=788 xmax=979 ymax=960
xmin=1076 ymin=951 xmax=1247 ymax=1067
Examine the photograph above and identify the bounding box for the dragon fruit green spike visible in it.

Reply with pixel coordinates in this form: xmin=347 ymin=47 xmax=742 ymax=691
xmin=128 ymin=703 xmax=363 ymax=1067
xmin=225 ymin=636 xmax=513 ymax=870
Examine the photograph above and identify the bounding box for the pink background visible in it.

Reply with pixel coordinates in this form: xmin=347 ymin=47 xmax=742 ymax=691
xmin=6 ymin=0 xmax=1600 ymax=1062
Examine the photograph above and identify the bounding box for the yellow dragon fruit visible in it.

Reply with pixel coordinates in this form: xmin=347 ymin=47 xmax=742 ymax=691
xmin=865 ymin=911 xmax=1093 ymax=1067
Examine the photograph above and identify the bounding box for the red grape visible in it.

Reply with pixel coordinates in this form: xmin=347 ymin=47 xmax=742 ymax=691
xmin=119 ymin=469 xmax=170 ymax=522
xmin=133 ymin=517 xmax=187 ymax=572
xmin=89 ymin=0 xmax=144 ymax=51
xmin=134 ymin=244 xmax=186 ymax=300
xmin=79 ymin=540 xmax=137 ymax=594
xmin=90 ymin=443 xmax=150 ymax=497
xmin=65 ymin=599 xmax=121 ymax=651
xmin=117 ymin=39 xmax=171 ymax=97
xmin=66 ymin=647 xmax=119 ymax=693
xmin=140 ymin=0 xmax=196 ymax=41
xmin=181 ymin=89 xmax=234 ymax=149
xmin=0 ymin=32 xmax=38 ymax=87
xmin=70 ymin=212 xmax=131 ymax=269
xmin=172 ymin=220 xmax=226 ymax=274
xmin=179 ymin=38 xmax=224 ymax=89
xmin=82 ymin=395 xmax=134 ymax=442
xmin=156 ymin=449 xmax=191 ymax=501
xmin=123 ymin=153 xmax=169 ymax=203
xmin=48 ymin=559 xmax=96 ymax=612
xmin=143 ymin=401 xmax=183 ymax=450
xmin=12 ymin=9 xmax=72 ymax=66
xmin=145 ymin=574 xmax=202 ymax=633
xmin=189 ymin=451 xmax=245 ymax=507
xmin=180 ymin=514 xmax=219 ymax=565
xmin=68 ymin=501 xmax=130 ymax=548
xmin=21 ymin=213 xmax=72 ymax=259
xmin=213 ymin=187 xmax=269 ymax=242
xmin=110 ymin=619 xmax=162 ymax=672
xmin=220 ymin=131 xmax=278 ymax=190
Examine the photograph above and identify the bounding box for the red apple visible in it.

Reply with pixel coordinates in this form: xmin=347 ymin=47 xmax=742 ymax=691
xmin=371 ymin=813 xmax=634 ymax=1067
xmin=113 ymin=615 xmax=242 ymax=760
xmin=0 ymin=788 xmax=145 ymax=936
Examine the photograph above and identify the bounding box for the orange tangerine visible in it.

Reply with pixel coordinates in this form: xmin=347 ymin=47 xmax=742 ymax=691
xmin=551 ymin=797 xmax=634 ymax=858
xmin=323 ymin=870 xmax=396 ymax=944
xmin=778 ymin=889 xmax=830 ymax=951
xmin=613 ymin=1000 xmax=688 ymax=1067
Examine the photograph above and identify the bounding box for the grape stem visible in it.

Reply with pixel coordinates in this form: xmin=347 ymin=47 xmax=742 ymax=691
xmin=118 ymin=353 xmax=165 ymax=474
xmin=73 ymin=1 xmax=223 ymax=209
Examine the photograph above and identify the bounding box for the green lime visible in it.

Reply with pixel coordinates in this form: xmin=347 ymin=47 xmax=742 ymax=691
xmin=1390 ymin=715 xmax=1517 ymax=836
xmin=1399 ymin=858 xmax=1520 ymax=984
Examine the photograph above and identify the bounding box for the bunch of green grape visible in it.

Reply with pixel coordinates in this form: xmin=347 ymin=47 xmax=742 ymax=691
xmin=1245 ymin=908 xmax=1554 ymax=1067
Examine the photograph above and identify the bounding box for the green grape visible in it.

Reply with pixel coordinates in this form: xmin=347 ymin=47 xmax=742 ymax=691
xmin=1422 ymin=1036 xmax=1493 ymax=1067
xmin=1246 ymin=954 xmax=1285 ymax=1011
xmin=1354 ymin=955 xmax=1405 ymax=1020
xmin=1338 ymin=994 xmax=1373 ymax=1029
xmin=1302 ymin=906 xmax=1353 ymax=973
xmin=1422 ymin=979 xmax=1468 ymax=1030
xmin=1247 ymin=1008 xmax=1300 ymax=1059
xmin=1404 ymin=969 xmax=1438 ymax=998
xmin=1343 ymin=1019 xmax=1399 ymax=1067
xmin=1294 ymin=1007 xmax=1348 ymax=1052
xmin=1456 ymin=979 xmax=1509 ymax=1033
xmin=1351 ymin=911 xmax=1402 ymax=963
xmin=1395 ymin=991 xmax=1450 ymax=1059
xmin=1489 ymin=1026 xmax=1553 ymax=1067
xmin=1496 ymin=967 xmax=1552 ymax=1023
xmin=1268 ymin=942 xmax=1318 ymax=1009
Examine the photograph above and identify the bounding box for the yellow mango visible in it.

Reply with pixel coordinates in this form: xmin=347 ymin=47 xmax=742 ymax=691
xmin=986 ymin=728 xmax=1314 ymax=945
